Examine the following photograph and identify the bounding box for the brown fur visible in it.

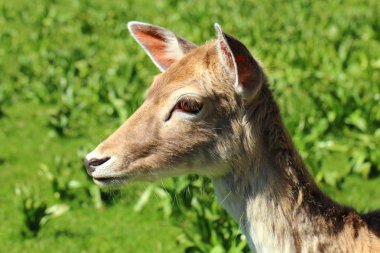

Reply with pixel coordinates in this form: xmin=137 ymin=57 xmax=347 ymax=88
xmin=244 ymin=82 xmax=380 ymax=252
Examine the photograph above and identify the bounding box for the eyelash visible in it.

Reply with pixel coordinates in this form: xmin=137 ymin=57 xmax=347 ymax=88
xmin=175 ymin=97 xmax=203 ymax=114
xmin=165 ymin=97 xmax=203 ymax=121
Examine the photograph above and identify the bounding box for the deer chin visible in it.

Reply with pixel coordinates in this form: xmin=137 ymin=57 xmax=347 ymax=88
xmin=91 ymin=169 xmax=180 ymax=188
xmin=92 ymin=175 xmax=131 ymax=188
xmin=92 ymin=161 xmax=228 ymax=188
xmin=89 ymin=160 xmax=187 ymax=187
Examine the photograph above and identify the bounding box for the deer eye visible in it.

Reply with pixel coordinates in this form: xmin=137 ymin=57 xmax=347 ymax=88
xmin=175 ymin=97 xmax=203 ymax=114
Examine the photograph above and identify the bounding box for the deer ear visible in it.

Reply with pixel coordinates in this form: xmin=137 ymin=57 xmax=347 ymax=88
xmin=128 ymin=21 xmax=197 ymax=72
xmin=214 ymin=24 xmax=264 ymax=99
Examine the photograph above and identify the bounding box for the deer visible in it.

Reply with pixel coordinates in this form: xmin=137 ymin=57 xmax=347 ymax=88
xmin=84 ymin=21 xmax=380 ymax=253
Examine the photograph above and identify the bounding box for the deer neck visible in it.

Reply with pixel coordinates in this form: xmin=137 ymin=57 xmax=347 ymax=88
xmin=213 ymin=85 xmax=366 ymax=253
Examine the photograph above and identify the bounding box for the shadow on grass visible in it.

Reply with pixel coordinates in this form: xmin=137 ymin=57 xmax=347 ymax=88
xmin=368 ymin=165 xmax=380 ymax=179
xmin=54 ymin=229 xmax=84 ymax=239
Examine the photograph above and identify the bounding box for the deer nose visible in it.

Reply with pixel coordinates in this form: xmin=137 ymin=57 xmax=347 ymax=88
xmin=84 ymin=157 xmax=111 ymax=174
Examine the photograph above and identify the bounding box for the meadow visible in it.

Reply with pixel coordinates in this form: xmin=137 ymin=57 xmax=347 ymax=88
xmin=1 ymin=0 xmax=380 ymax=252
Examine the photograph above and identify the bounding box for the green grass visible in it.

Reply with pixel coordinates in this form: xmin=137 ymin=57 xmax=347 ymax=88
xmin=0 ymin=102 xmax=184 ymax=252
xmin=1 ymin=0 xmax=380 ymax=252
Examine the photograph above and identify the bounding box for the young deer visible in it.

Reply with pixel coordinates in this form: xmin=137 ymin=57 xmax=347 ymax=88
xmin=84 ymin=22 xmax=380 ymax=253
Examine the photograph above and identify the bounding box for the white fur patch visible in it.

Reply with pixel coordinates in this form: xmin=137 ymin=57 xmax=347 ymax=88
xmin=86 ymin=147 xmax=120 ymax=179
xmin=165 ymin=35 xmax=185 ymax=61
xmin=213 ymin=173 xmax=297 ymax=253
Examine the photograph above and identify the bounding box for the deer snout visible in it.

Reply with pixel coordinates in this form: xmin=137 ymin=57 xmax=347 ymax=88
xmin=84 ymin=156 xmax=110 ymax=174
xmin=84 ymin=146 xmax=118 ymax=178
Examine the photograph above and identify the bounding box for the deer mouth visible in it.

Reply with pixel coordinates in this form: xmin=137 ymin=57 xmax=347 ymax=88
xmin=92 ymin=175 xmax=131 ymax=187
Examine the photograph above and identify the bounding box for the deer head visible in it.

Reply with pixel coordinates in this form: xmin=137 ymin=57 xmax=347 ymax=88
xmin=85 ymin=22 xmax=265 ymax=187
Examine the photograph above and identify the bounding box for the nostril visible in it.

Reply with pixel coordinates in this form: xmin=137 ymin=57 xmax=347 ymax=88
xmin=84 ymin=157 xmax=111 ymax=174
xmin=89 ymin=157 xmax=111 ymax=167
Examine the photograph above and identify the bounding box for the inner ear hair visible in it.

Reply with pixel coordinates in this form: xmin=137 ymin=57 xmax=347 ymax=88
xmin=215 ymin=23 xmax=264 ymax=99
xmin=128 ymin=21 xmax=197 ymax=72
